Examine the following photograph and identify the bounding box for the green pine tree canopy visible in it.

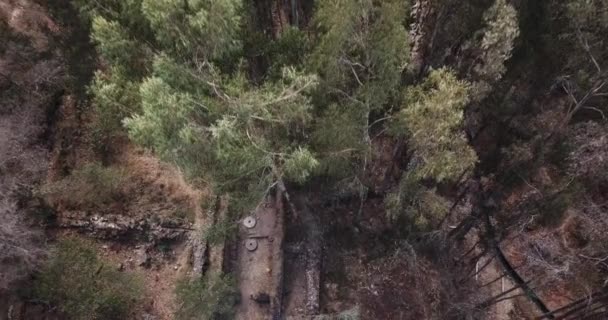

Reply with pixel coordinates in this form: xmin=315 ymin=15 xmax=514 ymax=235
xmin=77 ymin=0 xmax=519 ymax=216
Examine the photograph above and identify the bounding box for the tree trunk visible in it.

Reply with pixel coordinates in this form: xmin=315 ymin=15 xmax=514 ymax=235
xmin=55 ymin=211 xmax=191 ymax=241
xmin=271 ymin=0 xmax=289 ymax=38
xmin=483 ymin=209 xmax=554 ymax=318
xmin=271 ymin=189 xmax=286 ymax=319
xmin=408 ymin=0 xmax=437 ymax=79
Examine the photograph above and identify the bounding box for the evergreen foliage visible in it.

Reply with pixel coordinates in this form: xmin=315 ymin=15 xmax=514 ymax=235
xmin=310 ymin=0 xmax=409 ymax=177
xmin=469 ymin=0 xmax=519 ymax=101
xmin=124 ymin=65 xmax=319 ymax=208
xmin=71 ymin=0 xmax=154 ymax=44
xmin=385 ymin=172 xmax=450 ymax=231
xmin=140 ymin=0 xmax=242 ymax=59
xmin=91 ymin=16 xmax=143 ymax=69
xmin=395 ymin=68 xmax=476 ymax=182
xmin=77 ymin=0 xmax=321 ymax=212
xmin=89 ymin=67 xmax=141 ymax=147
xmin=265 ymin=26 xmax=312 ymax=78
xmin=311 ymin=103 xmax=365 ymax=177
xmin=202 ymin=217 xmax=236 ymax=245
xmin=75 ymin=0 xmax=482 ymax=218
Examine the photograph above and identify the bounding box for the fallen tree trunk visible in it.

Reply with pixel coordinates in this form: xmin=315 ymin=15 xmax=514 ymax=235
xmin=271 ymin=189 xmax=286 ymax=320
xmin=483 ymin=209 xmax=554 ymax=318
xmin=536 ymin=290 xmax=608 ymax=319
xmin=56 ymin=211 xmax=191 ymax=241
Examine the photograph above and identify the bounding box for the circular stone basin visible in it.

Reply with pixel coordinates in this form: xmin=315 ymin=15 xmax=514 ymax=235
xmin=243 ymin=216 xmax=257 ymax=229
xmin=245 ymin=239 xmax=258 ymax=251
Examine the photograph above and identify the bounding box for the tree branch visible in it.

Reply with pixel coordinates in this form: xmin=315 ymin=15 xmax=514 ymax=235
xmin=483 ymin=208 xmax=554 ymax=318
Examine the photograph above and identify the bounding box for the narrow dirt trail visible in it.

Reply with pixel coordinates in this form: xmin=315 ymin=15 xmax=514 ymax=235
xmin=235 ymin=193 xmax=285 ymax=320
xmin=477 ymin=256 xmax=517 ymax=319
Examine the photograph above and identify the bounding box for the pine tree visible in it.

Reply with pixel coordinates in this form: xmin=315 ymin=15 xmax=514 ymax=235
xmin=386 ymin=68 xmax=475 ymax=227
xmin=124 ymin=62 xmax=319 ymax=196
xmin=395 ymin=68 xmax=476 ymax=182
xmin=76 ymin=0 xmax=321 ymax=213
xmin=309 ymin=0 xmax=409 ymax=178
xmin=90 ymin=16 xmax=146 ymax=70
xmin=140 ymin=0 xmax=241 ymax=59
xmin=468 ymin=0 xmax=519 ymax=102
xmin=385 ymin=172 xmax=450 ymax=231
xmin=83 ymin=2 xmax=152 ymax=149
xmin=89 ymin=67 xmax=142 ymax=150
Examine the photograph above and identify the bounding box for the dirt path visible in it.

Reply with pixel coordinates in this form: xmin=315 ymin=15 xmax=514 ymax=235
xmin=235 ymin=193 xmax=285 ymax=320
xmin=476 ymin=256 xmax=517 ymax=320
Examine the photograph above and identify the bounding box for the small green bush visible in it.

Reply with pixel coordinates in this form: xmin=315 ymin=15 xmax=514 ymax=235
xmin=174 ymin=272 xmax=238 ymax=320
xmin=202 ymin=218 xmax=236 ymax=245
xmin=34 ymin=239 xmax=142 ymax=320
xmin=385 ymin=173 xmax=449 ymax=231
xmin=40 ymin=163 xmax=127 ymax=208
xmin=266 ymin=26 xmax=311 ymax=78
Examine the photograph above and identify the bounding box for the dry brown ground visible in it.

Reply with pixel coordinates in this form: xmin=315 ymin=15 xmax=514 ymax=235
xmin=234 ymin=194 xmax=284 ymax=320
xmin=47 ymin=143 xmax=210 ymax=319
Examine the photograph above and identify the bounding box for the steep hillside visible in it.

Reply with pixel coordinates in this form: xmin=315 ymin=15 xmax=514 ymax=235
xmin=2 ymin=0 xmax=608 ymax=320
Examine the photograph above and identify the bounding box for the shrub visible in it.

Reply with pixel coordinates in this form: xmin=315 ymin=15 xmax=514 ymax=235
xmin=202 ymin=218 xmax=236 ymax=245
xmin=200 ymin=197 xmax=236 ymax=245
xmin=385 ymin=174 xmax=449 ymax=231
xmin=34 ymin=238 xmax=141 ymax=320
xmin=174 ymin=272 xmax=238 ymax=320
xmin=40 ymin=163 xmax=127 ymax=208
xmin=265 ymin=26 xmax=311 ymax=79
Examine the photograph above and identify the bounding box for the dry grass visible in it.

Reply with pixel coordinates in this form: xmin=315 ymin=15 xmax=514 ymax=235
xmin=40 ymin=163 xmax=128 ymax=209
xmin=118 ymin=148 xmax=205 ymax=222
xmin=0 ymin=0 xmax=59 ymax=51
xmin=43 ymin=144 xmax=206 ymax=223
xmin=0 ymin=0 xmax=64 ymax=290
xmin=56 ymin=232 xmax=194 ymax=320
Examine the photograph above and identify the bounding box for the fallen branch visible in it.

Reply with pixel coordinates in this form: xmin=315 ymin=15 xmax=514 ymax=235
xmin=276 ymin=178 xmax=299 ymax=220
xmin=483 ymin=209 xmax=554 ymax=318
